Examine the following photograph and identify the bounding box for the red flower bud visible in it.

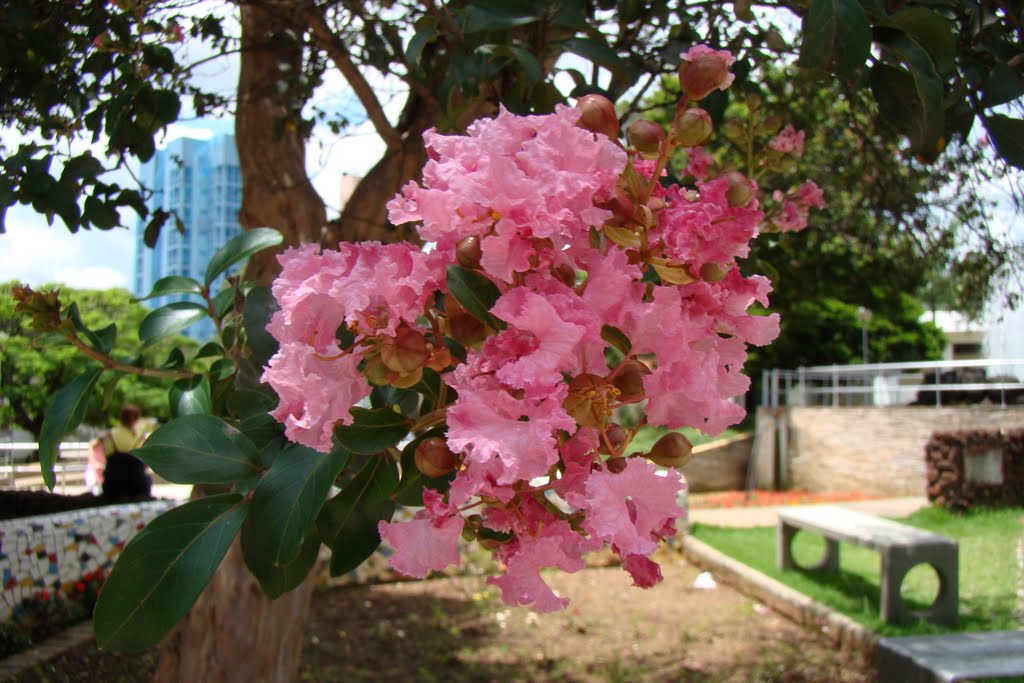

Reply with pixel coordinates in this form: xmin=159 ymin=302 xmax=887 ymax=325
xmin=626 ymin=119 xmax=665 ymax=154
xmin=646 ymin=431 xmax=694 ymax=468
xmin=414 ymin=437 xmax=458 ymax=478
xmin=456 ymin=235 xmax=482 ymax=269
xmin=678 ymin=46 xmax=735 ymax=101
xmin=724 ymin=171 xmax=754 ymax=207
xmin=576 ymin=94 xmax=620 ymax=140
xmin=599 ymin=423 xmax=628 ymax=455
xmin=611 ymin=360 xmax=650 ymax=403
xmin=674 ymin=108 xmax=713 ymax=147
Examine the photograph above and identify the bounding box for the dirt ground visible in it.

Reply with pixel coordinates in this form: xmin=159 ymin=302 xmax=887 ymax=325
xmin=11 ymin=552 xmax=875 ymax=683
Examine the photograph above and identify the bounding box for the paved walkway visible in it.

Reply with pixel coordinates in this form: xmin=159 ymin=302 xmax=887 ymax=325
xmin=687 ymin=496 xmax=932 ymax=528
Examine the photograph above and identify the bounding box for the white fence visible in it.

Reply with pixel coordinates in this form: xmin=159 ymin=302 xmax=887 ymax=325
xmin=0 ymin=442 xmax=91 ymax=493
xmin=762 ymin=359 xmax=1024 ymax=409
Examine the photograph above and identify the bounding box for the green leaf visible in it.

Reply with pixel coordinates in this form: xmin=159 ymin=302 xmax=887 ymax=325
xmin=981 ymin=63 xmax=1024 ymax=108
xmin=67 ymin=302 xmax=115 ymax=354
xmin=797 ymin=0 xmax=871 ymax=81
xmin=445 ymin=265 xmax=505 ymax=331
xmin=334 ymin=407 xmax=411 ymax=455
xmin=601 ymin=324 xmax=632 ymax=355
xmin=248 ymin=443 xmax=349 ymax=565
xmin=203 ymin=228 xmax=283 ymax=286
xmin=133 ymin=414 xmax=261 ymax=484
xmin=139 ymin=302 xmax=208 ymax=346
xmin=83 ymin=196 xmax=120 ymax=229
xmin=169 ymin=376 xmax=212 ymax=417
xmin=241 ymin=520 xmax=321 ymax=599
xmin=210 ymin=287 xmax=234 ymax=319
xmin=239 ymin=413 xmax=286 ymax=463
xmin=465 ymin=2 xmax=538 ymax=33
xmin=227 ymin=388 xmax=277 ymax=420
xmin=876 ymin=31 xmax=944 ymax=154
xmin=493 ymin=45 xmax=543 ymax=85
xmin=39 ymin=368 xmax=103 ymax=491
xmin=406 ymin=26 xmax=439 ymax=69
xmin=394 ymin=430 xmax=456 ymax=507
xmin=194 ymin=341 xmax=225 ymax=359
xmin=983 ymin=114 xmax=1024 ymax=170
xmin=559 ymin=37 xmax=627 ymax=80
xmin=317 ymin=456 xmax=398 ymax=576
xmin=143 ymin=209 xmax=169 ymax=248
xmin=93 ymin=494 xmax=248 ymax=651
xmin=138 ymin=275 xmax=203 ymax=301
xmin=885 ymin=8 xmax=956 ymax=73
xmin=242 ymin=286 xmax=280 ymax=369
xmin=61 ymin=152 xmax=105 ymax=180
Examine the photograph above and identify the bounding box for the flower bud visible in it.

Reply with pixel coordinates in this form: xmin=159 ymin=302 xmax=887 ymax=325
xmin=363 ymin=356 xmax=393 ymax=386
xmin=607 ymin=187 xmax=635 ymax=221
xmin=414 ymin=436 xmax=458 ymax=478
xmin=759 ymin=114 xmax=785 ymax=137
xmin=456 ymin=235 xmax=483 ymax=269
xmin=552 ymin=263 xmax=577 ymax=288
xmin=724 ymin=171 xmax=754 ymax=207
xmin=673 ymin=108 xmax=713 ymax=147
xmin=678 ymin=45 xmax=735 ymax=101
xmin=605 ymin=456 xmax=628 ymax=474
xmin=627 ymin=119 xmax=665 ymax=154
xmin=646 ymin=431 xmax=694 ymax=468
xmin=611 ymin=360 xmax=650 ymax=403
xmin=391 ymin=366 xmax=423 ymax=389
xmin=699 ymin=262 xmax=730 ymax=282
xmin=380 ymin=325 xmax=429 ymax=374
xmin=599 ymin=423 xmax=628 ymax=455
xmin=721 ymin=119 xmax=745 ymax=142
xmin=576 ymin=94 xmax=620 ymax=140
xmin=563 ymin=373 xmax=615 ymax=428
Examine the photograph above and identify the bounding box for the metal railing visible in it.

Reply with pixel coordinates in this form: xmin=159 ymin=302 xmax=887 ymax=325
xmin=0 ymin=442 xmax=91 ymax=493
xmin=762 ymin=358 xmax=1024 ymax=409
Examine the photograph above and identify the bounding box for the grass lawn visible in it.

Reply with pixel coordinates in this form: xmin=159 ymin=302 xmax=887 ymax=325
xmin=691 ymin=506 xmax=1023 ymax=636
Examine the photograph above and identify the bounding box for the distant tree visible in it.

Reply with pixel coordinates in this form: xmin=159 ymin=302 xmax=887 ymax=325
xmin=0 ymin=282 xmax=193 ymax=439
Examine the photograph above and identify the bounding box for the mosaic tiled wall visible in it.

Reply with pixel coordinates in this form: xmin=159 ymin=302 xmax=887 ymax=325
xmin=0 ymin=501 xmax=176 ymax=620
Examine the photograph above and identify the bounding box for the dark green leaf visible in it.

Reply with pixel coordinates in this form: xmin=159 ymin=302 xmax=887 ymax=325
xmin=395 ymin=429 xmax=456 ymax=507
xmin=209 ymin=358 xmax=236 ymax=381
xmin=601 ymin=324 xmax=632 ymax=355
xmin=317 ymin=457 xmax=398 ymax=576
xmin=406 ymin=26 xmax=439 ymax=68
xmin=39 ymin=368 xmax=103 ymax=491
xmin=981 ymin=63 xmax=1024 ymax=108
xmin=227 ymin=388 xmax=277 ymax=419
xmin=445 ymin=265 xmax=505 ymax=331
xmin=169 ymin=376 xmax=212 ymax=417
xmin=885 ymin=8 xmax=956 ymax=73
xmin=138 ymin=275 xmax=203 ymax=301
xmin=983 ymin=114 xmax=1024 ymax=170
xmin=493 ymin=46 xmax=543 ymax=85
xmin=93 ymin=494 xmax=248 ymax=651
xmin=871 ymin=32 xmax=944 ymax=155
xmin=83 ymin=196 xmax=120 ymax=229
xmin=143 ymin=209 xmax=170 ymax=248
xmin=239 ymin=413 xmax=286 ymax=463
xmin=248 ymin=443 xmax=349 ymax=565
xmin=242 ymin=286 xmax=280 ymax=369
xmin=798 ymin=0 xmax=871 ymax=81
xmin=241 ymin=520 xmax=321 ymax=599
xmin=133 ymin=414 xmax=261 ymax=484
xmin=139 ymin=302 xmax=208 ymax=346
xmin=204 ymin=228 xmax=283 ymax=286
xmin=194 ymin=341 xmax=225 ymax=359
xmin=211 ymin=287 xmax=234 ymax=319
xmin=465 ymin=2 xmax=538 ymax=33
xmin=67 ymin=302 xmax=115 ymax=354
xmin=334 ymin=407 xmax=411 ymax=455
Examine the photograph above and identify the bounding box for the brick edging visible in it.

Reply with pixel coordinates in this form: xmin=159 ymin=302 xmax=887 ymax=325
xmin=680 ymin=535 xmax=878 ymax=657
xmin=0 ymin=620 xmax=94 ymax=680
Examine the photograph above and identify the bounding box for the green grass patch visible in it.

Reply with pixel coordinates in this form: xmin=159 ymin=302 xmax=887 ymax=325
xmin=691 ymin=506 xmax=1023 ymax=636
xmin=628 ymin=425 xmax=744 ymax=454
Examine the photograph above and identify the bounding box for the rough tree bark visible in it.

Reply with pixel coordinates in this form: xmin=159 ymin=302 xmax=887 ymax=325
xmin=236 ymin=1 xmax=328 ymax=286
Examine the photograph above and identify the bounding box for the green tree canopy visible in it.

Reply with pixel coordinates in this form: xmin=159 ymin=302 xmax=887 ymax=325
xmin=0 ymin=281 xmax=195 ymax=439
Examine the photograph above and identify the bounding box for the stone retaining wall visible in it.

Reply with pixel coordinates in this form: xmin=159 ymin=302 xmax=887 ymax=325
xmin=0 ymin=500 xmax=176 ymax=620
xmin=768 ymin=406 xmax=1024 ymax=496
xmin=680 ymin=434 xmax=752 ymax=493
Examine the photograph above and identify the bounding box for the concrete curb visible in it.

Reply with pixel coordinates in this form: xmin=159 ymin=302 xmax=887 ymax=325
xmin=680 ymin=535 xmax=879 ymax=657
xmin=0 ymin=621 xmax=94 ymax=680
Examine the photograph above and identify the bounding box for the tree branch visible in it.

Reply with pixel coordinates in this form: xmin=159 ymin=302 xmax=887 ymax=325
xmin=303 ymin=2 xmax=403 ymax=150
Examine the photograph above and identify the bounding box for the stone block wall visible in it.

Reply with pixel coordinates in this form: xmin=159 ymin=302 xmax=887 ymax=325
xmin=780 ymin=406 xmax=1024 ymax=496
xmin=0 ymin=500 xmax=176 ymax=620
xmin=925 ymin=430 xmax=1024 ymax=510
xmin=681 ymin=434 xmax=752 ymax=493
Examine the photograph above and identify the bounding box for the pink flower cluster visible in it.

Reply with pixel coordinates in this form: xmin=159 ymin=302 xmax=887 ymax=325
xmin=261 ymin=47 xmax=820 ymax=611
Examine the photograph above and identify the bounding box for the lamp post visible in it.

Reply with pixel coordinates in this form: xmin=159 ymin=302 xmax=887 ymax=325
xmin=857 ymin=306 xmax=872 ymax=365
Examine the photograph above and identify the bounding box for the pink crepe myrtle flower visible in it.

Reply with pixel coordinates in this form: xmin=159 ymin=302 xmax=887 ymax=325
xmin=378 ymin=511 xmax=464 ymax=579
xmin=769 ymin=124 xmax=805 ymax=156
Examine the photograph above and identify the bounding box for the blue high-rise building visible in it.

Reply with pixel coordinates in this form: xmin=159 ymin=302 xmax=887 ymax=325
xmin=134 ymin=135 xmax=243 ymax=341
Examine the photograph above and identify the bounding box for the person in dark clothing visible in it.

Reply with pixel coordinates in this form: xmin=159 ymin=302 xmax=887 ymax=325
xmin=99 ymin=404 xmax=152 ymax=499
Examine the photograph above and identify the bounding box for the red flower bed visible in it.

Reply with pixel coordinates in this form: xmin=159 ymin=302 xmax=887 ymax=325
xmin=689 ymin=490 xmax=880 ymax=509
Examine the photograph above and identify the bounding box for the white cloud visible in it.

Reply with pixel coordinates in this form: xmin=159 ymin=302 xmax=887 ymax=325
xmin=1 ymin=205 xmax=134 ymax=290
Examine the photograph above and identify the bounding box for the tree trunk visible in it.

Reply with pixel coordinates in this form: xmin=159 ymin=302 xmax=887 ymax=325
xmin=151 ymin=526 xmax=314 ymax=682
xmin=236 ymin=1 xmax=327 ymax=286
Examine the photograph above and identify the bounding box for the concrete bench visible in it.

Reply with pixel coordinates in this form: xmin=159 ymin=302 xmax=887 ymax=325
xmin=876 ymin=631 xmax=1024 ymax=682
xmin=776 ymin=505 xmax=958 ymax=625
